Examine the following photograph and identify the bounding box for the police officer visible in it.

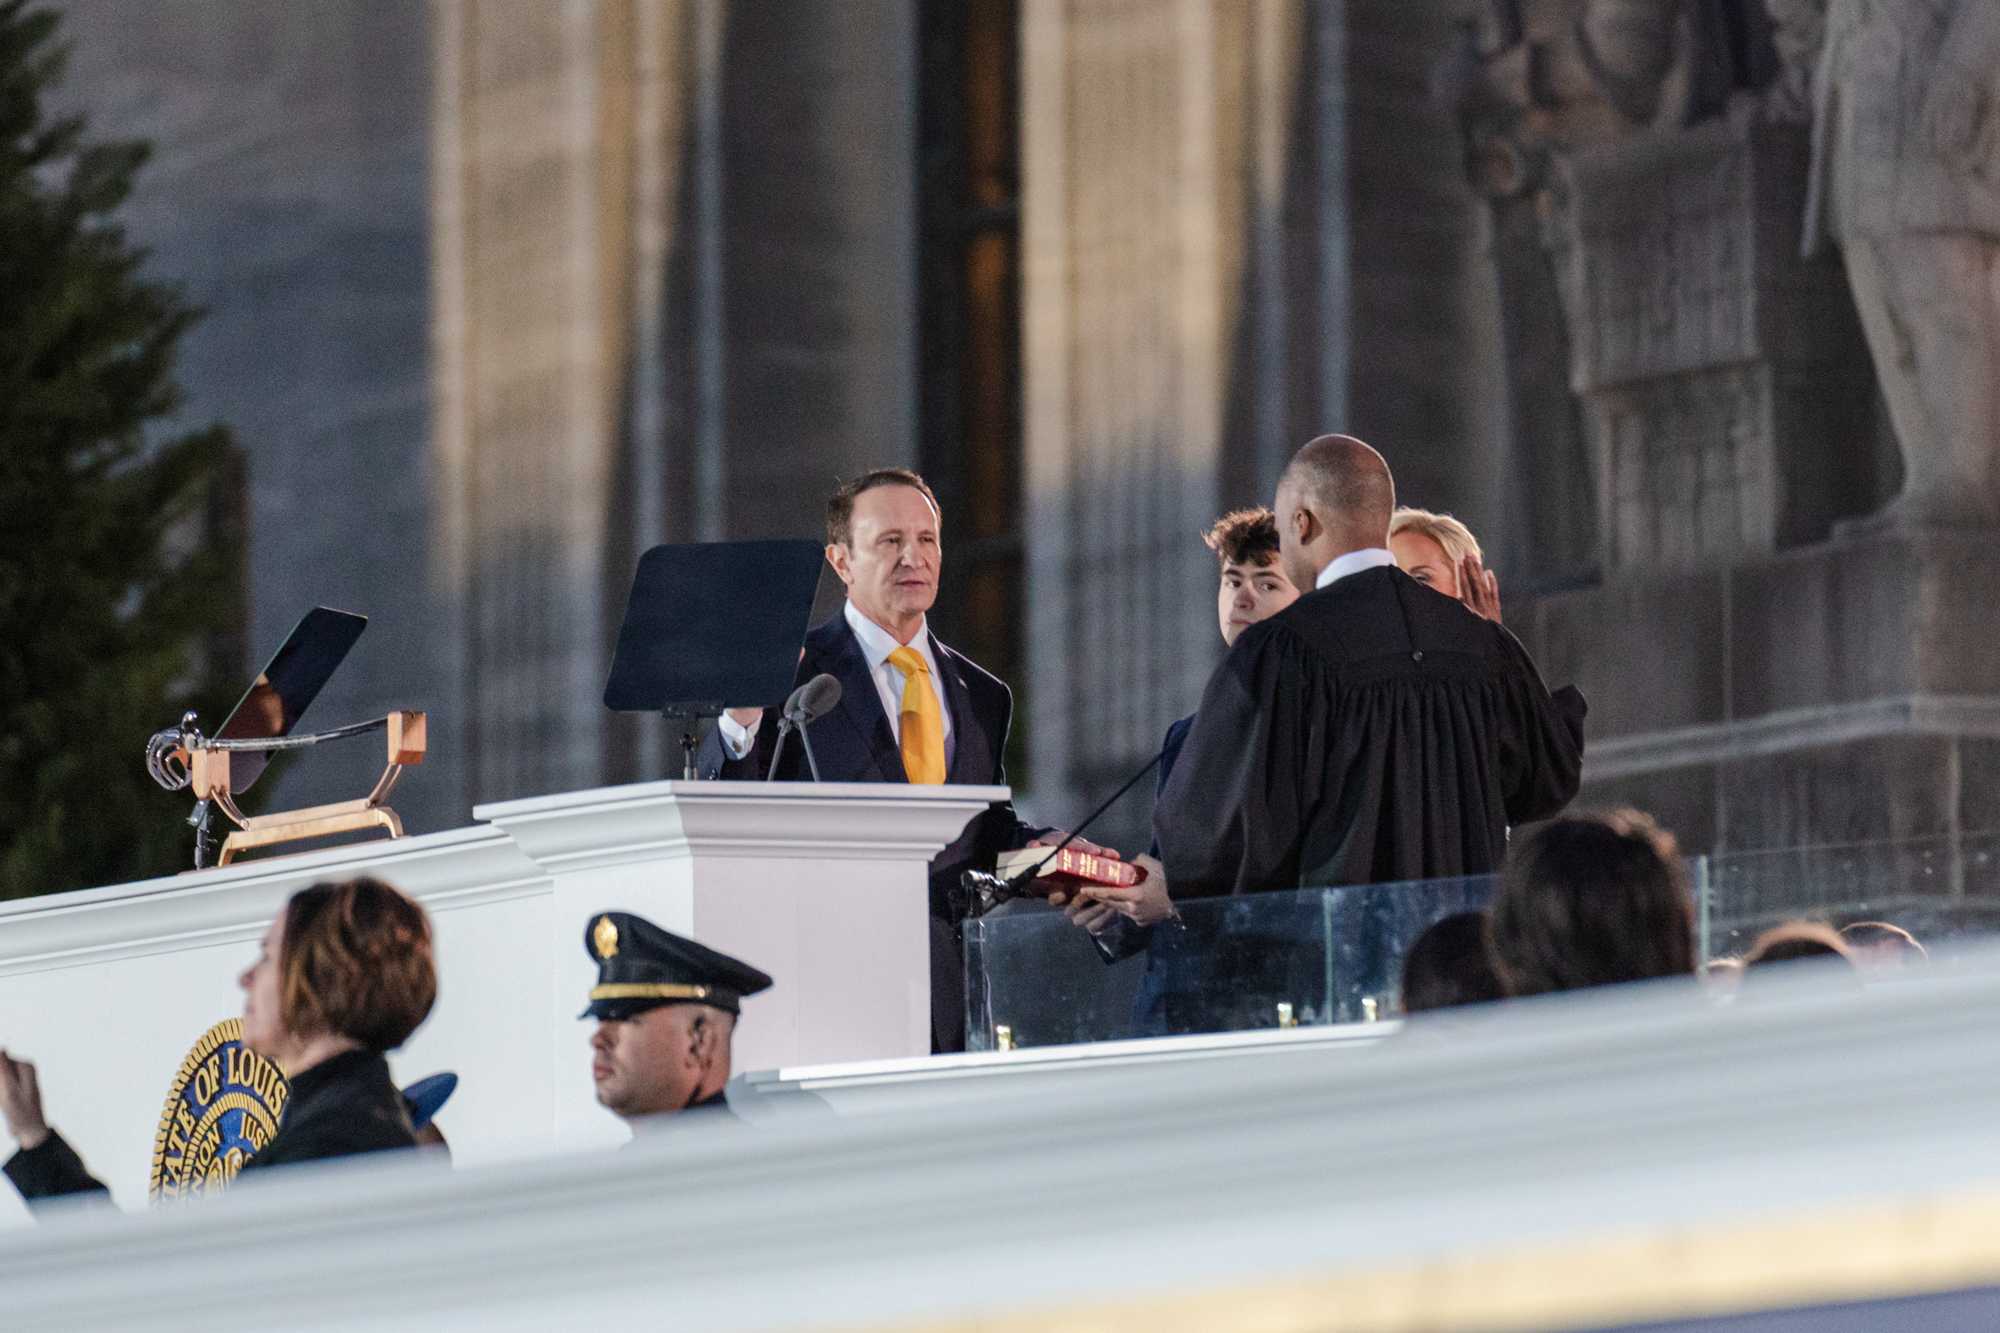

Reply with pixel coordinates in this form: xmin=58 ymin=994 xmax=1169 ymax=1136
xmin=581 ymin=912 xmax=772 ymax=1125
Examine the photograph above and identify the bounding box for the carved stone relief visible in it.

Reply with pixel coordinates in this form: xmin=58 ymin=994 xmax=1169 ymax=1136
xmin=1449 ymin=0 xmax=1878 ymax=575
xmin=1800 ymin=0 xmax=2000 ymax=529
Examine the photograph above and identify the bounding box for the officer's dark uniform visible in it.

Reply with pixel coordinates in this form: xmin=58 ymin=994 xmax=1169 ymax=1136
xmin=581 ymin=911 xmax=772 ymax=1123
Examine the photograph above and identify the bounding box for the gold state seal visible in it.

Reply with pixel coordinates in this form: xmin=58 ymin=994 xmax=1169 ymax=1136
xmin=149 ymin=1018 xmax=290 ymax=1201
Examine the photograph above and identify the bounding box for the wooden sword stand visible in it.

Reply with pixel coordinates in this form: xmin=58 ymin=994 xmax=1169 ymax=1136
xmin=183 ymin=711 xmax=428 ymax=867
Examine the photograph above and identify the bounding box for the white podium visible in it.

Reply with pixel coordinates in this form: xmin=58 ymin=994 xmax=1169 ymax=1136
xmin=0 ymin=779 xmax=1002 ymax=1213
xmin=478 ymin=780 xmax=1004 ymax=1138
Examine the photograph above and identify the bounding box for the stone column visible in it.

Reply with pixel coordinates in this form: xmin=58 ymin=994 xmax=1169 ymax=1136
xmin=433 ymin=1 xmax=924 ymax=808
xmin=1556 ymin=115 xmax=1876 ymax=572
xmin=431 ymin=0 xmax=670 ymax=805
xmin=1023 ymin=0 xmax=1240 ymax=837
xmin=1022 ymin=1 xmax=1485 ymax=846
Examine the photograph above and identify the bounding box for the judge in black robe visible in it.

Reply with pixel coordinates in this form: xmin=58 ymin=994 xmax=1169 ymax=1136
xmin=1155 ymin=435 xmax=1584 ymax=900
xmin=1155 ymin=561 xmax=1582 ymax=897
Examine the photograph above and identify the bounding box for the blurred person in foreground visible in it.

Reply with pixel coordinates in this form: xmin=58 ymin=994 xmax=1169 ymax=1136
xmin=1486 ymin=810 xmax=1697 ymax=997
xmin=3 ymin=877 xmax=437 ymax=1202
xmin=1400 ymin=911 xmax=1506 ymax=1016
xmin=1840 ymin=920 xmax=1929 ymax=972
xmin=1155 ymin=434 xmax=1585 ymax=899
xmin=1740 ymin=923 xmax=1861 ymax=984
xmin=1389 ymin=507 xmax=1501 ymax=622
xmin=583 ymin=912 xmax=770 ymax=1130
xmin=1701 ymin=956 xmax=1746 ymax=998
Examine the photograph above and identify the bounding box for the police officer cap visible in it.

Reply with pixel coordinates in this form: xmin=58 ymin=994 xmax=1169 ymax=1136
xmin=580 ymin=911 xmax=773 ymax=1020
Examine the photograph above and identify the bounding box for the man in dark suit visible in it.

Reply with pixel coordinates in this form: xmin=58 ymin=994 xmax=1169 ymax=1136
xmin=697 ymin=467 xmax=1099 ymax=1052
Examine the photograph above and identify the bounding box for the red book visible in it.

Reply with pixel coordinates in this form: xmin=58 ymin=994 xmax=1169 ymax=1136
xmin=994 ymin=846 xmax=1144 ymax=891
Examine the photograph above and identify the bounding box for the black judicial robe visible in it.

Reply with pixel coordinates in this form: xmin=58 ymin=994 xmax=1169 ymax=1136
xmin=1153 ymin=565 xmax=1584 ymax=898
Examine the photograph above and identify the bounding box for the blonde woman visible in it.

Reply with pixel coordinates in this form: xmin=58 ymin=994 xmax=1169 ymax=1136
xmin=1389 ymin=506 xmax=1500 ymax=622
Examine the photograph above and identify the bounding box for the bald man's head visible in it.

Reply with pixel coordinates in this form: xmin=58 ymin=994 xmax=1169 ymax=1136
xmin=1273 ymin=435 xmax=1396 ymax=590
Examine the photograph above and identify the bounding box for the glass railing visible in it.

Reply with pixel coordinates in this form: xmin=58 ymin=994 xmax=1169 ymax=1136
xmin=962 ymin=874 xmax=1494 ymax=1051
xmin=964 ymin=831 xmax=2000 ymax=1051
xmin=1701 ymin=832 xmax=2000 ymax=961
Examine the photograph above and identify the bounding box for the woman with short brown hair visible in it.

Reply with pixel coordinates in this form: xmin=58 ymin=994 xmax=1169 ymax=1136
xmin=3 ymin=876 xmax=438 ymax=1201
xmin=237 ymin=875 xmax=438 ymax=1169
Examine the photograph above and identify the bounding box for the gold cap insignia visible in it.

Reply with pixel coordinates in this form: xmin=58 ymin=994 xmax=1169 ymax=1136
xmin=593 ymin=915 xmax=619 ymax=959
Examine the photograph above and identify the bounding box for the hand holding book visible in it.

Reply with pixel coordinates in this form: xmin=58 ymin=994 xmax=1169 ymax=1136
xmin=1008 ymin=846 xmax=1176 ymax=930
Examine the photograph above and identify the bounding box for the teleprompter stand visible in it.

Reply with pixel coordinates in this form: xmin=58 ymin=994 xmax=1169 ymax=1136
xmin=603 ymin=540 xmax=823 ymax=777
xmin=145 ymin=607 xmax=429 ymax=868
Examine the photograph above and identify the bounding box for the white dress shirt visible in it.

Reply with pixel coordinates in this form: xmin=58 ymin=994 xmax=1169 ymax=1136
xmin=1314 ymin=547 xmax=1399 ymax=590
xmin=718 ymin=600 xmax=955 ymax=765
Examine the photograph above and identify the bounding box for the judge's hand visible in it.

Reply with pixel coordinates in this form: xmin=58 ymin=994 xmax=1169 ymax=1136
xmin=1058 ymin=855 xmax=1174 ymax=928
xmin=1085 ymin=855 xmax=1175 ymax=927
xmin=0 ymin=1049 xmax=51 ymax=1151
xmin=1457 ymin=554 xmax=1501 ymax=623
xmin=1037 ymin=832 xmax=1123 ymax=910
xmin=1063 ymin=897 xmax=1121 ymax=934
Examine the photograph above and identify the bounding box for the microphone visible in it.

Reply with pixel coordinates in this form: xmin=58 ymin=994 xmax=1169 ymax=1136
xmin=766 ymin=672 xmax=842 ymax=782
xmin=786 ymin=672 xmax=842 ymax=724
xmin=960 ymin=748 xmax=1163 ymax=917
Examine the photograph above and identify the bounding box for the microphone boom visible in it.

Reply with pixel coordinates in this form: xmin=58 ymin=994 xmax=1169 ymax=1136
xmin=766 ymin=672 xmax=842 ymax=781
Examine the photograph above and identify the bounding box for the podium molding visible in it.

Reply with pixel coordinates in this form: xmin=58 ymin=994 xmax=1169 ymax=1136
xmin=479 ymin=780 xmax=1005 ymax=1140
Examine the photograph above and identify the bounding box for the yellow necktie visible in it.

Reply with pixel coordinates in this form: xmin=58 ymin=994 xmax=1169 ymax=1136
xmin=887 ymin=646 xmax=946 ymax=784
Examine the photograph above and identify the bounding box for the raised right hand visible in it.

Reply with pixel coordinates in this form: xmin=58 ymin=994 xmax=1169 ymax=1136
xmin=0 ymin=1048 xmax=52 ymax=1151
xmin=1458 ymin=553 xmax=1502 ymax=623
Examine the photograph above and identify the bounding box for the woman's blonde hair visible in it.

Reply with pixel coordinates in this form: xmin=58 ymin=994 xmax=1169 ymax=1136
xmin=1389 ymin=507 xmax=1482 ymax=568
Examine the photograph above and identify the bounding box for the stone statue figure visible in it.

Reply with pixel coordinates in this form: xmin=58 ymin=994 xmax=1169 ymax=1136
xmin=1762 ymin=0 xmax=1825 ymax=122
xmin=1573 ymin=0 xmax=1695 ymax=126
xmin=1440 ymin=0 xmax=1730 ymax=579
xmin=1798 ymin=0 xmax=2000 ymax=527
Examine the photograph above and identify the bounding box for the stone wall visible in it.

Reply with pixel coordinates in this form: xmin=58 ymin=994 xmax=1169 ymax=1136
xmin=52 ymin=0 xmax=922 ymax=835
xmin=1022 ymin=0 xmax=1494 ymax=850
xmin=1521 ymin=531 xmax=2000 ymax=852
xmin=49 ymin=1 xmax=448 ymax=831
xmin=55 ymin=0 xmax=1979 ymax=877
xmin=433 ymin=0 xmax=922 ymax=804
